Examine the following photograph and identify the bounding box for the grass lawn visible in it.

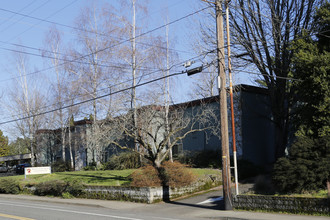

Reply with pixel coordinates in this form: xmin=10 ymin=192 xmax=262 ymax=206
xmin=276 ymin=190 xmax=328 ymax=198
xmin=191 ymin=168 xmax=221 ymax=176
xmin=1 ymin=168 xmax=221 ymax=187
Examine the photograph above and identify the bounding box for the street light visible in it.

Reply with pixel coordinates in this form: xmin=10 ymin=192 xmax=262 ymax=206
xmin=186 ymin=65 xmax=203 ymax=76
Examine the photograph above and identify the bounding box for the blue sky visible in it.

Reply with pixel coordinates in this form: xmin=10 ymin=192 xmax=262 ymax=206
xmin=0 ymin=1 xmax=211 ymax=98
xmin=0 ymin=0 xmax=253 ymax=140
xmin=0 ymin=0 xmax=201 ymax=88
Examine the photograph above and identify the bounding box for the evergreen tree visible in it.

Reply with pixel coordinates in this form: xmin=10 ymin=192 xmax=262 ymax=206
xmin=8 ymin=137 xmax=30 ymax=155
xmin=273 ymin=3 xmax=330 ymax=193
xmin=273 ymin=136 xmax=329 ymax=193
xmin=291 ymin=2 xmax=330 ymax=138
xmin=0 ymin=130 xmax=9 ymax=157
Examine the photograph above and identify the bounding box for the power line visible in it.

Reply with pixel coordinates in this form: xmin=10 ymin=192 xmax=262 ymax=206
xmin=1 ymin=51 xmax=212 ymax=122
xmin=232 ymin=69 xmax=303 ymax=82
xmin=4 ymin=0 xmax=78 ymax=43
xmin=0 ymin=6 xmax=211 ymax=83
xmin=0 ymin=0 xmax=39 ymax=28
xmin=0 ymin=4 xmax=195 ymax=55
xmin=0 ymin=70 xmax=186 ymax=126
xmin=52 ymin=5 xmax=212 ymax=58
xmin=0 ymin=43 xmax=160 ymax=80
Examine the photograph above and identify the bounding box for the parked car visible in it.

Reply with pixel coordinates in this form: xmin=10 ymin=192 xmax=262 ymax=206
xmin=0 ymin=165 xmax=8 ymax=173
xmin=8 ymin=165 xmax=17 ymax=172
xmin=16 ymin=163 xmax=31 ymax=174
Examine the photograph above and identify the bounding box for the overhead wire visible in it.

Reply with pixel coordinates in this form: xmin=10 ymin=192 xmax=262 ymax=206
xmin=230 ymin=68 xmax=303 ymax=82
xmin=4 ymin=0 xmax=78 ymax=43
xmin=0 ymin=0 xmax=37 ymax=27
xmin=0 ymin=43 xmax=160 ymax=80
xmin=0 ymin=70 xmax=187 ymax=126
xmin=0 ymin=4 xmax=194 ymax=55
xmin=0 ymin=0 xmax=51 ymax=34
xmin=0 ymin=5 xmax=211 ymax=83
xmin=0 ymin=50 xmax=214 ymax=123
xmin=5 ymin=1 xmax=319 ymax=124
xmin=200 ymin=1 xmax=329 ymax=81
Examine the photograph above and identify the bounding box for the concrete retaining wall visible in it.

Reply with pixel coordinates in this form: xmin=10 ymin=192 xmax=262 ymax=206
xmin=233 ymin=195 xmax=329 ymax=214
xmin=83 ymin=185 xmax=197 ymax=203
xmin=84 ymin=184 xmax=213 ymax=203
xmin=84 ymin=175 xmax=221 ymax=203
xmin=85 ymin=186 xmax=158 ymax=203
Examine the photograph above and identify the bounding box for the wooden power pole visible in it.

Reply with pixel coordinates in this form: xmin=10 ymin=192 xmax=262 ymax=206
xmin=225 ymin=0 xmax=239 ymax=195
xmin=215 ymin=0 xmax=232 ymax=210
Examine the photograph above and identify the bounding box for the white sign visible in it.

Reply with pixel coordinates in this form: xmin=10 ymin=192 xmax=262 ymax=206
xmin=25 ymin=166 xmax=51 ymax=178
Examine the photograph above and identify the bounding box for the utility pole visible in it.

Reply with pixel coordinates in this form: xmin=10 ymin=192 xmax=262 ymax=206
xmin=30 ymin=133 xmax=35 ymax=166
xmin=225 ymin=0 xmax=239 ymax=195
xmin=216 ymin=0 xmax=232 ymax=210
xmin=131 ymin=0 xmax=138 ymax=153
xmin=164 ymin=17 xmax=173 ymax=162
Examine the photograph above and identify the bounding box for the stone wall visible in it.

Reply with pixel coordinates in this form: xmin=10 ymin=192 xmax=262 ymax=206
xmin=84 ymin=175 xmax=221 ymax=203
xmin=85 ymin=186 xmax=157 ymax=203
xmin=84 ymin=185 xmax=198 ymax=203
xmin=233 ymin=195 xmax=329 ymax=214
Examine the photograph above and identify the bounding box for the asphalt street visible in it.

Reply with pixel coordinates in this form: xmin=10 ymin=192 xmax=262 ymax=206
xmin=0 ymin=185 xmax=328 ymax=220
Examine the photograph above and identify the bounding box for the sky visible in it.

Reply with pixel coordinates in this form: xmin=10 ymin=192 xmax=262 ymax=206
xmin=0 ymin=0 xmax=202 ymax=88
xmin=0 ymin=0 xmax=253 ymax=140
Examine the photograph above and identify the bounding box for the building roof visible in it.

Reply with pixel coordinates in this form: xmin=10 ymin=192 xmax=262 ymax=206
xmin=36 ymin=119 xmax=92 ymax=134
xmin=171 ymin=84 xmax=268 ymax=109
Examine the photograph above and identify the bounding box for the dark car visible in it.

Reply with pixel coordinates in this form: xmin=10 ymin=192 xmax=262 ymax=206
xmin=16 ymin=163 xmax=31 ymax=174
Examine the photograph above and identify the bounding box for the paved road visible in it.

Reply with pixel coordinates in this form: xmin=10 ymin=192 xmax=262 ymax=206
xmin=0 ymin=198 xmax=185 ymax=220
xmin=0 ymin=186 xmax=328 ymax=220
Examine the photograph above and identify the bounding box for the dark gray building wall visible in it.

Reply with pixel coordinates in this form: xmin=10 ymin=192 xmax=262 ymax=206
xmin=180 ymin=101 xmax=222 ymax=153
xmin=180 ymin=85 xmax=275 ymax=167
xmin=35 ymin=85 xmax=276 ymax=169
xmin=240 ymin=88 xmax=275 ymax=166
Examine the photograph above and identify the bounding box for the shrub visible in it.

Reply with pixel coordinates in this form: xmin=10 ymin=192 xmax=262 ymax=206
xmin=34 ymin=180 xmax=68 ymax=196
xmin=273 ymin=136 xmax=329 ymax=193
xmin=176 ymin=150 xmax=221 ymax=168
xmin=163 ymin=161 xmax=197 ymax=187
xmin=130 ymin=165 xmax=161 ymax=187
xmin=0 ymin=179 xmax=20 ymax=194
xmin=103 ymin=151 xmax=141 ymax=170
xmin=34 ymin=180 xmax=85 ymax=197
xmin=83 ymin=165 xmax=97 ymax=171
xmin=62 ymin=192 xmax=74 ymax=199
xmin=66 ymin=180 xmax=85 ymax=197
xmin=83 ymin=161 xmax=97 ymax=170
xmin=51 ymin=160 xmax=71 ymax=172
xmin=131 ymin=161 xmax=197 ymax=187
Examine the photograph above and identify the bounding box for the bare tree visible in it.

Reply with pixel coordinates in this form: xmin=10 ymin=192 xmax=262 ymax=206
xmin=6 ymin=49 xmax=47 ymax=166
xmin=229 ymin=0 xmax=323 ymax=159
xmin=194 ymin=0 xmax=323 ymax=159
xmin=67 ymin=3 xmax=125 ymax=121
xmin=43 ymin=25 xmax=83 ymax=169
xmin=118 ymin=0 xmax=170 ymax=159
xmin=189 ymin=63 xmax=218 ymax=99
xmin=42 ymin=26 xmax=68 ymax=164
xmin=110 ymin=100 xmax=219 ymax=186
xmin=186 ymin=3 xmax=220 ymax=100
xmin=64 ymin=2 xmax=129 ymax=166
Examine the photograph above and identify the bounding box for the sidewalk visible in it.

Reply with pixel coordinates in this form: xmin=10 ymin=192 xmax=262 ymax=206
xmin=0 ymin=193 xmax=328 ymax=220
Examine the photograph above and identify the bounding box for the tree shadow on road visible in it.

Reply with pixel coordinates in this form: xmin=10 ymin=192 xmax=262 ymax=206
xmin=165 ymin=196 xmax=227 ymax=211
